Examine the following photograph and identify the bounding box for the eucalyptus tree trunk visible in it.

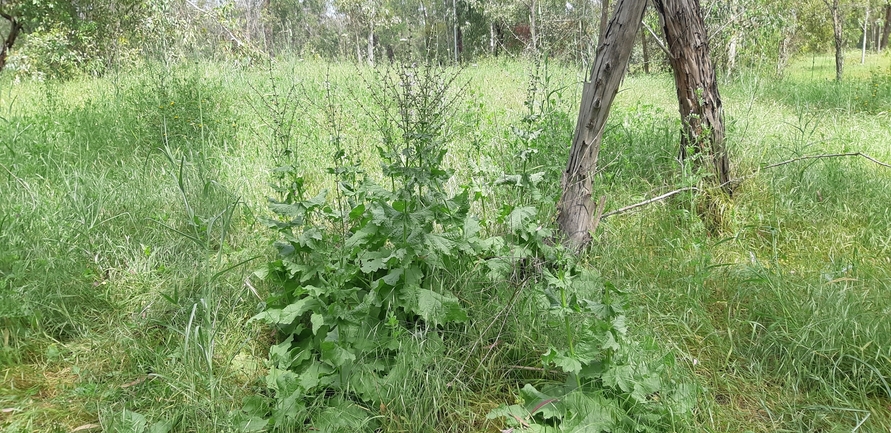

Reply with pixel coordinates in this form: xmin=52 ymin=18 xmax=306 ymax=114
xmin=882 ymin=4 xmax=891 ymax=50
xmin=0 ymin=10 xmax=22 ymax=73
xmin=641 ymin=27 xmax=650 ymax=73
xmin=368 ymin=24 xmax=375 ymax=66
xmin=557 ymin=0 xmax=646 ymax=249
xmin=599 ymin=0 xmax=612 ymax=40
xmin=862 ymin=4 xmax=869 ymax=63
xmin=824 ymin=0 xmax=844 ymax=80
xmin=653 ymin=0 xmax=730 ymax=189
xmin=530 ymin=0 xmax=539 ymax=51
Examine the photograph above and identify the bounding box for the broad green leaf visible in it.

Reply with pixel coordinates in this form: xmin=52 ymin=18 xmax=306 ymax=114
xmin=320 ymin=340 xmax=356 ymax=367
xmin=268 ymin=202 xmax=307 ymax=219
xmin=310 ymin=313 xmax=324 ymax=335
xmin=631 ymin=372 xmax=663 ymax=404
xmin=237 ymin=417 xmax=268 ymax=433
xmin=117 ymin=409 xmax=147 ymax=433
xmin=148 ymin=419 xmax=174 ymax=433
xmin=508 ymin=206 xmax=537 ymax=231
xmin=345 ymin=223 xmax=378 ymax=249
xmin=298 ymin=362 xmax=331 ymax=391
xmin=518 ymin=384 xmax=564 ymax=420
xmin=424 ymin=232 xmax=455 ymax=256
xmin=561 ymin=391 xmax=616 ymax=433
xmin=602 ymin=364 xmax=634 ymax=393
xmin=414 ymin=289 xmax=467 ymax=327
xmin=313 ymin=398 xmax=374 ymax=432
xmin=249 ymin=297 xmax=320 ymax=325
xmin=485 ymin=404 xmax=529 ymax=423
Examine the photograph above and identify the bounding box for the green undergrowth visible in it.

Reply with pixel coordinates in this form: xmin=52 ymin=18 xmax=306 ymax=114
xmin=1 ymin=52 xmax=890 ymax=432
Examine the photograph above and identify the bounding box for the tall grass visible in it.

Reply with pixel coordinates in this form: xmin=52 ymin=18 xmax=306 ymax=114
xmin=1 ymin=52 xmax=890 ymax=432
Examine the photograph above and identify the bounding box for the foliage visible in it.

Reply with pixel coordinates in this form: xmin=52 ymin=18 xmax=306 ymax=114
xmin=249 ymin=61 xmax=489 ymax=428
xmin=486 ymin=260 xmax=695 ymax=432
xmin=4 ymin=55 xmax=891 ymax=433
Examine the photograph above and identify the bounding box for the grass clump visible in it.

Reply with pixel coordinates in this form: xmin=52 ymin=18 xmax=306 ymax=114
xmin=2 ymin=52 xmax=891 ymax=432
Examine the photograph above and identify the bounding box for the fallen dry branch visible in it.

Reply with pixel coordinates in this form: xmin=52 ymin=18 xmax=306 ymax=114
xmin=601 ymin=187 xmax=699 ymax=219
xmin=761 ymin=152 xmax=891 ymax=170
xmin=595 ymin=152 xmax=891 ymax=222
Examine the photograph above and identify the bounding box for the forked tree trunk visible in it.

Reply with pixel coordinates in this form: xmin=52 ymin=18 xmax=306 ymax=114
xmin=0 ymin=10 xmax=23 ymax=73
xmin=654 ymin=0 xmax=730 ymax=189
xmin=557 ymin=0 xmax=646 ymax=248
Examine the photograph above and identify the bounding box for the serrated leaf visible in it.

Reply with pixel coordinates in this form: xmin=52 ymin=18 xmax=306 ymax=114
xmin=486 ymin=257 xmax=512 ymax=281
xmin=518 ymin=384 xmax=563 ymax=420
xmin=528 ymin=171 xmax=546 ymax=184
xmin=312 ymin=398 xmax=372 ymax=432
xmin=118 ymin=410 xmax=147 ymax=433
xmin=249 ymin=297 xmax=320 ymax=325
xmin=414 ymin=289 xmax=467 ymax=327
xmin=310 ymin=313 xmax=324 ymax=335
xmin=560 ymin=392 xmax=615 ymax=432
xmin=425 ymin=232 xmax=455 ymax=256
xmin=268 ymin=202 xmax=307 ymax=218
xmin=381 ymin=267 xmax=403 ymax=286
xmin=349 ymin=203 xmax=366 ymax=219
xmin=486 ymin=404 xmax=529 ymax=423
xmin=345 ymin=223 xmax=378 ymax=249
xmin=360 ymin=255 xmax=385 ymax=273
xmin=320 ymin=340 xmax=355 ymax=367
xmin=611 ymin=315 xmax=628 ymax=336
xmin=237 ymin=417 xmax=268 ymax=433
xmin=545 ymin=350 xmax=583 ymax=375
xmin=631 ymin=372 xmax=662 ymax=404
xmin=463 ymin=215 xmax=481 ymax=240
xmin=507 ymin=206 xmax=536 ymax=231
xmin=298 ymin=361 xmax=330 ymax=391
xmin=602 ymin=364 xmax=634 ymax=392
xmin=148 ymin=419 xmax=174 ymax=433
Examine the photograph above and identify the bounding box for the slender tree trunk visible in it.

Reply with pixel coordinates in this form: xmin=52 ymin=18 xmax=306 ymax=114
xmin=0 ymin=10 xmax=23 ymax=73
xmin=881 ymin=4 xmax=891 ymax=50
xmin=530 ymin=0 xmax=539 ymax=51
xmin=727 ymin=32 xmax=738 ymax=77
xmin=490 ymin=21 xmax=496 ymax=55
xmin=824 ymin=0 xmax=844 ymax=81
xmin=367 ymin=24 xmax=375 ymax=66
xmin=654 ymin=0 xmax=730 ymax=189
xmin=599 ymin=0 xmax=612 ymax=41
xmin=557 ymin=0 xmax=646 ymax=248
xmin=641 ymin=26 xmax=650 ymax=74
xmin=862 ymin=4 xmax=869 ymax=63
xmin=453 ymin=0 xmax=459 ymax=62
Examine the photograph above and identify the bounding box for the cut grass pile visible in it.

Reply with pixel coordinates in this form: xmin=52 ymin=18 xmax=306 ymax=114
xmin=1 ymin=51 xmax=890 ymax=432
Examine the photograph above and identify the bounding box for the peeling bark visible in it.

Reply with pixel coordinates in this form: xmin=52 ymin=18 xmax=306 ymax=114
xmin=557 ymin=0 xmax=646 ymax=249
xmin=654 ymin=0 xmax=730 ymax=189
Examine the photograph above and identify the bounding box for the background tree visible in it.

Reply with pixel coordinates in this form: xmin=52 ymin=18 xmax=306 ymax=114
xmin=882 ymin=1 xmax=891 ymax=49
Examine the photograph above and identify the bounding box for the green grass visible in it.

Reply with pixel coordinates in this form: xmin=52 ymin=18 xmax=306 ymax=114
xmin=1 ymin=52 xmax=891 ymax=432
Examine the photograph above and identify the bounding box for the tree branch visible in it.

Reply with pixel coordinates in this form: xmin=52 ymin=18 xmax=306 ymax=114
xmin=601 ymin=187 xmax=698 ymax=219
xmin=761 ymin=152 xmax=891 ymax=170
xmin=642 ymin=21 xmax=671 ymax=58
xmin=597 ymin=152 xmax=891 ymax=221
